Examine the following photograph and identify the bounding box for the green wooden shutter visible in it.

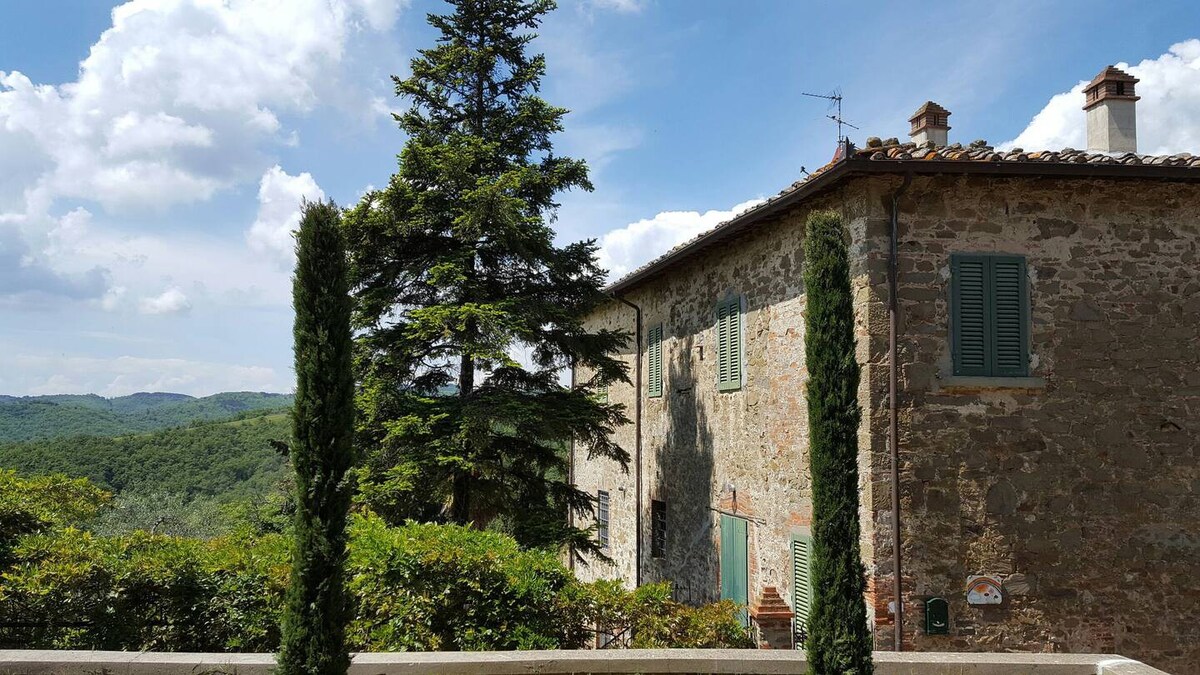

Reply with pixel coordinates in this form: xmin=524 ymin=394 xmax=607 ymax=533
xmin=716 ymin=297 xmax=742 ymax=391
xmin=792 ymin=535 xmax=813 ymax=640
xmin=952 ymin=255 xmax=990 ymax=376
xmin=719 ymin=514 xmax=749 ymax=626
xmin=648 ymin=324 xmax=663 ymax=398
xmin=717 ymin=302 xmax=730 ymax=384
xmin=952 ymin=254 xmax=1029 ymax=377
xmin=991 ymin=256 xmax=1029 ymax=376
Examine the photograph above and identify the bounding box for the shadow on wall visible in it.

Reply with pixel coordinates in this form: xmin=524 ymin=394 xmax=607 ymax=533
xmin=653 ymin=332 xmax=718 ymax=606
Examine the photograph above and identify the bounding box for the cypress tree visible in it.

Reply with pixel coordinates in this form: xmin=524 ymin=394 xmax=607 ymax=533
xmin=278 ymin=200 xmax=356 ymax=675
xmin=342 ymin=0 xmax=629 ymax=551
xmin=802 ymin=210 xmax=873 ymax=674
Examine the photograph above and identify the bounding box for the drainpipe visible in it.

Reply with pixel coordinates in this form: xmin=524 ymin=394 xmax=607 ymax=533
xmin=888 ymin=172 xmax=912 ymax=650
xmin=568 ymin=356 xmax=576 ymax=572
xmin=613 ymin=294 xmax=644 ymax=588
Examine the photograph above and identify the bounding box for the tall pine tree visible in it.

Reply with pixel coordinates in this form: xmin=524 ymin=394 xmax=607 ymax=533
xmin=802 ymin=211 xmax=873 ymax=674
xmin=342 ymin=0 xmax=629 ymax=552
xmin=278 ymin=201 xmax=356 ymax=675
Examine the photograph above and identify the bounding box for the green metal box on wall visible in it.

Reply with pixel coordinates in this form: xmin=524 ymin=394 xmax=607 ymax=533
xmin=924 ymin=597 xmax=949 ymax=635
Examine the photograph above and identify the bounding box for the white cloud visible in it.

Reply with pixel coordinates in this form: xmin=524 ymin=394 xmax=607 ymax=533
xmin=246 ymin=166 xmax=327 ymax=265
xmin=104 ymin=112 xmax=214 ymax=158
xmin=588 ymin=0 xmax=646 ymax=13
xmin=1 ymin=352 xmax=284 ymax=398
xmin=0 ymin=0 xmax=403 ymax=216
xmin=1003 ymin=39 xmax=1200 ymax=154
xmin=45 ymin=217 xmax=293 ymax=311
xmin=0 ymin=0 xmax=403 ymax=318
xmin=556 ymin=124 xmax=643 ymax=173
xmin=596 ymin=198 xmax=764 ymax=280
xmin=101 ymin=285 xmax=129 ymax=311
xmin=0 ymin=222 xmax=110 ymax=304
xmin=138 ymin=286 xmax=192 ymax=315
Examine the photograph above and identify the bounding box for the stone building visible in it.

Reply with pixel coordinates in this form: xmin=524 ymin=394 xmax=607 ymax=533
xmin=569 ymin=66 xmax=1200 ymax=674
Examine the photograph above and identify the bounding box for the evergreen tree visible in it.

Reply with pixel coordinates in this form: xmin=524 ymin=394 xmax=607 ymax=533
xmin=278 ymin=201 xmax=356 ymax=675
xmin=802 ymin=211 xmax=873 ymax=674
xmin=342 ymin=0 xmax=629 ymax=551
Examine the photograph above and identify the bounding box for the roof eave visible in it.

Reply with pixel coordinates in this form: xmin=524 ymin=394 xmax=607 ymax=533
xmin=604 ymin=156 xmax=1200 ymax=297
xmin=606 ymin=159 xmax=855 ymax=296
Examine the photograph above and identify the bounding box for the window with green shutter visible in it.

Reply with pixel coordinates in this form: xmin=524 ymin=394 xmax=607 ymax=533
xmin=951 ymin=253 xmax=1030 ymax=377
xmin=716 ymin=296 xmax=742 ymax=391
xmin=792 ymin=534 xmax=813 ymax=646
xmin=648 ymin=324 xmax=663 ymax=398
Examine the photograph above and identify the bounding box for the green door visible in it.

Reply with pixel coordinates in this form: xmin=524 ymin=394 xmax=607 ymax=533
xmin=719 ymin=514 xmax=748 ymax=625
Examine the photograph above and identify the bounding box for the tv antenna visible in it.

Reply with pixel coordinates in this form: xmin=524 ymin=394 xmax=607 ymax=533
xmin=802 ymin=89 xmax=859 ymax=144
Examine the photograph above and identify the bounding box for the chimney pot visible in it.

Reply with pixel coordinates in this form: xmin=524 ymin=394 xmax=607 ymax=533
xmin=1084 ymin=66 xmax=1138 ymax=153
xmin=908 ymin=101 xmax=951 ymax=146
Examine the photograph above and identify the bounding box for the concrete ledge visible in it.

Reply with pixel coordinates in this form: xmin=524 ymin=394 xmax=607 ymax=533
xmin=0 ymin=649 xmax=1172 ymax=675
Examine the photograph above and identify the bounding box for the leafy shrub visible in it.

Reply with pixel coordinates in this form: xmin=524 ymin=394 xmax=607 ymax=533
xmin=347 ymin=514 xmax=587 ymax=650
xmin=0 ymin=529 xmax=288 ymax=651
xmin=0 ymin=473 xmax=751 ymax=652
xmin=587 ymin=580 xmax=754 ymax=649
xmin=0 ymin=470 xmax=110 ymax=565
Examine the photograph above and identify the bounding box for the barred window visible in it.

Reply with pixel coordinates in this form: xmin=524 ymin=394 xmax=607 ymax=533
xmin=651 ymin=499 xmax=666 ymax=558
xmin=597 ymin=490 xmax=610 ymax=550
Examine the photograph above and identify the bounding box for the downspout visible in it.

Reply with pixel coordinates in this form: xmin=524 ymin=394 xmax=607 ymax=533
xmin=613 ymin=293 xmax=644 ymax=588
xmin=568 ymin=357 xmax=576 ymax=572
xmin=888 ymin=172 xmax=912 ymax=650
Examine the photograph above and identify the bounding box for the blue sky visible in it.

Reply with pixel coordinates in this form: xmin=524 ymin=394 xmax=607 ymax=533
xmin=3 ymin=0 xmax=1200 ymax=396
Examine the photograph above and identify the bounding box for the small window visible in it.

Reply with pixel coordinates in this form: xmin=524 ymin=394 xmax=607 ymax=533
xmin=951 ymin=253 xmax=1030 ymax=377
xmin=1116 ymin=81 xmax=1126 ymax=96
xmin=597 ymin=490 xmax=610 ymax=549
xmin=716 ymin=296 xmax=742 ymax=391
xmin=650 ymin=499 xmax=666 ymax=558
xmin=648 ymin=324 xmax=663 ymax=398
xmin=596 ymin=383 xmax=608 ymax=403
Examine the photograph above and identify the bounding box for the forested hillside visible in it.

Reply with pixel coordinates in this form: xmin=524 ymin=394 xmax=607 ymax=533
xmin=0 ymin=391 xmax=293 ymax=442
xmin=0 ymin=411 xmax=290 ymax=500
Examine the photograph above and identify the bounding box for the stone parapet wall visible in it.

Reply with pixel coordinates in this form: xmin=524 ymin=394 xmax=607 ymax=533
xmin=0 ymin=649 xmax=1173 ymax=675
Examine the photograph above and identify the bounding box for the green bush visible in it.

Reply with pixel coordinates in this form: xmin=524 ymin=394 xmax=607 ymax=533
xmin=0 ymin=473 xmax=751 ymax=652
xmin=0 ymin=529 xmax=288 ymax=651
xmin=587 ymin=581 xmax=754 ymax=649
xmin=0 ymin=470 xmax=110 ymax=565
xmin=347 ymin=514 xmax=587 ymax=650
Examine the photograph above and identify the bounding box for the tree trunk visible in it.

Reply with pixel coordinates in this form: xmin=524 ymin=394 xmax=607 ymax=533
xmin=452 ymin=351 xmax=475 ymax=526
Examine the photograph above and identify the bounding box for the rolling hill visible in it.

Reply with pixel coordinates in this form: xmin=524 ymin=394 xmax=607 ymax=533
xmin=0 ymin=411 xmax=291 ymax=501
xmin=0 ymin=391 xmax=294 ymax=442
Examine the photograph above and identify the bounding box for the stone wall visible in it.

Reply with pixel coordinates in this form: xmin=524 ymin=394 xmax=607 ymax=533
xmin=573 ymin=172 xmax=1200 ymax=674
xmin=872 ymin=175 xmax=1200 ymax=675
xmin=0 ymin=648 xmax=1173 ymax=675
xmin=572 ymin=187 xmax=880 ymax=618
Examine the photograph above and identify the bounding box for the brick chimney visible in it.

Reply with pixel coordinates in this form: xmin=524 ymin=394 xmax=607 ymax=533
xmin=908 ymin=101 xmax=950 ymax=146
xmin=1083 ymin=65 xmax=1138 ymax=153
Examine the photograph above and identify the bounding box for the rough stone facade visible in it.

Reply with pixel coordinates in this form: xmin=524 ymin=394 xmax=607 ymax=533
xmin=879 ymin=175 xmax=1200 ymax=675
xmin=571 ymin=171 xmax=1200 ymax=674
